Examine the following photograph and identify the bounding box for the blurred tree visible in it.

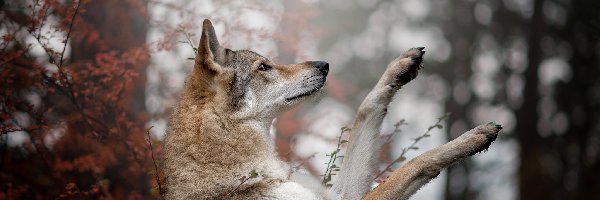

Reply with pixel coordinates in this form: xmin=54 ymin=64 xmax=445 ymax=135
xmin=554 ymin=1 xmax=600 ymax=197
xmin=516 ymin=0 xmax=546 ymax=199
xmin=69 ymin=0 xmax=151 ymax=197
xmin=438 ymin=1 xmax=479 ymax=199
xmin=2 ymin=0 xmax=598 ymax=199
xmin=0 ymin=0 xmax=152 ymax=198
xmin=517 ymin=0 xmax=600 ymax=199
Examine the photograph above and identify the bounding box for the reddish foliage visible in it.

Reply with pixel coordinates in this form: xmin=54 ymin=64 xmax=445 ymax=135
xmin=0 ymin=0 xmax=156 ymax=198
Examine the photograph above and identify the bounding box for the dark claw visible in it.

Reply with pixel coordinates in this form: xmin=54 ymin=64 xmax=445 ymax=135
xmin=417 ymin=47 xmax=425 ymax=51
xmin=411 ymin=56 xmax=422 ymax=62
xmin=496 ymin=124 xmax=503 ymax=130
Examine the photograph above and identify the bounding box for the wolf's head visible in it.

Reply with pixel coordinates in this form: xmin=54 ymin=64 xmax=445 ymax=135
xmin=185 ymin=19 xmax=328 ymax=120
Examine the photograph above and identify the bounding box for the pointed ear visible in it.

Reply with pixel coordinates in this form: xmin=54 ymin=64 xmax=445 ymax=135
xmin=195 ymin=19 xmax=226 ymax=72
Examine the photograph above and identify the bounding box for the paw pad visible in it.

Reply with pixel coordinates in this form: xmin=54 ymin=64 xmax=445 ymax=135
xmin=394 ymin=47 xmax=426 ymax=85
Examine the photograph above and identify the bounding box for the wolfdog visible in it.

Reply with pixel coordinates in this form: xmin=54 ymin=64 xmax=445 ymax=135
xmin=162 ymin=19 xmax=502 ymax=200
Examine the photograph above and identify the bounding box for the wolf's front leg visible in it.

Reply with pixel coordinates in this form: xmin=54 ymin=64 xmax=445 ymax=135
xmin=331 ymin=48 xmax=425 ymax=200
xmin=362 ymin=123 xmax=502 ymax=200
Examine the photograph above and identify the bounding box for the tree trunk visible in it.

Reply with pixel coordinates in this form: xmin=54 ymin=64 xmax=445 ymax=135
xmin=516 ymin=0 xmax=549 ymax=199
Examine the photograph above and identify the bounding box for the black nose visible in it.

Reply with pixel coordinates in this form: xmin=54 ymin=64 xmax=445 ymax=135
xmin=308 ymin=61 xmax=329 ymax=75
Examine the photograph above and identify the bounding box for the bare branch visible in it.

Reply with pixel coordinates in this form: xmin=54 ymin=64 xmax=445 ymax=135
xmin=58 ymin=0 xmax=81 ymax=68
xmin=374 ymin=113 xmax=449 ymax=181
xmin=146 ymin=126 xmax=165 ymax=199
xmin=0 ymin=125 xmax=46 ymax=136
xmin=322 ymin=127 xmax=350 ymax=186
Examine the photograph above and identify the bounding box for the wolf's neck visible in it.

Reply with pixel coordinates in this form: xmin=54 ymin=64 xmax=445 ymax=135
xmin=208 ymin=105 xmax=274 ymax=135
xmin=188 ymin=100 xmax=276 ymax=144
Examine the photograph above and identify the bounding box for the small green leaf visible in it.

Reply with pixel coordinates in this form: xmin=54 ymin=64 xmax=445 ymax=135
xmin=249 ymin=170 xmax=258 ymax=178
xmin=397 ymin=156 xmax=406 ymax=162
xmin=438 ymin=112 xmax=451 ymax=120
xmin=340 ymin=140 xmax=348 ymax=144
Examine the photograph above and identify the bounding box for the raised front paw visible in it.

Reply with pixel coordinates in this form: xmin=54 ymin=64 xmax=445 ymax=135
xmin=462 ymin=122 xmax=502 ymax=156
xmin=384 ymin=47 xmax=425 ymax=88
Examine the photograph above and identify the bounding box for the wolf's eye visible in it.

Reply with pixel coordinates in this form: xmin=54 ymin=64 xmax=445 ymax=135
xmin=258 ymin=63 xmax=272 ymax=71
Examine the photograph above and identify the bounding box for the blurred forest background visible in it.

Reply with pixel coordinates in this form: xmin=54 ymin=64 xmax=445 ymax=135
xmin=1 ymin=0 xmax=599 ymax=199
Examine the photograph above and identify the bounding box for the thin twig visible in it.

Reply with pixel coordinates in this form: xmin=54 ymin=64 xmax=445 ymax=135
xmin=227 ymin=170 xmax=258 ymax=197
xmin=374 ymin=113 xmax=450 ymax=181
xmin=176 ymin=25 xmax=197 ymax=54
xmin=146 ymin=126 xmax=165 ymax=199
xmin=321 ymin=127 xmax=350 ymax=186
xmin=58 ymin=0 xmax=81 ymax=68
xmin=291 ymin=153 xmax=317 ymax=172
xmin=0 ymin=126 xmax=46 ymax=136
xmin=383 ymin=119 xmax=408 ymax=145
xmin=0 ymin=127 xmax=27 ymax=136
xmin=55 ymin=0 xmax=82 ymax=113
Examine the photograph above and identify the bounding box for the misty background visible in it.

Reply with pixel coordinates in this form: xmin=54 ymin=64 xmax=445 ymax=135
xmin=1 ymin=0 xmax=599 ymax=199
